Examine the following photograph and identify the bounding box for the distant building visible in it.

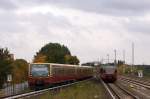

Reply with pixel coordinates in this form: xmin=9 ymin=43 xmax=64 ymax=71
xmin=82 ymin=61 xmax=101 ymax=66
xmin=9 ymin=54 xmax=14 ymax=60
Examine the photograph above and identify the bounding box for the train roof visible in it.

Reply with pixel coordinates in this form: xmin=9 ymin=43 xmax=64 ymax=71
xmin=30 ymin=63 xmax=93 ymax=68
xmin=101 ymin=64 xmax=117 ymax=69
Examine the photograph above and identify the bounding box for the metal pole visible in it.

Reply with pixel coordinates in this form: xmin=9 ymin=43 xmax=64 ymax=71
xmin=123 ymin=50 xmax=125 ymax=64
xmin=107 ymin=54 xmax=109 ymax=63
xmin=114 ymin=49 xmax=116 ymax=65
xmin=101 ymin=58 xmax=103 ymax=64
xmin=132 ymin=42 xmax=134 ymax=73
xmin=123 ymin=50 xmax=126 ymax=73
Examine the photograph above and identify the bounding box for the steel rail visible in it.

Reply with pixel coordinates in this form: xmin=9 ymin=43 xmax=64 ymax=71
xmin=100 ymin=79 xmax=116 ymax=99
xmin=119 ymin=77 xmax=150 ymax=89
xmin=120 ymin=76 xmax=150 ymax=85
xmin=101 ymin=79 xmax=139 ymax=99
xmin=119 ymin=76 xmax=150 ymax=99
xmin=114 ymin=83 xmax=139 ymax=99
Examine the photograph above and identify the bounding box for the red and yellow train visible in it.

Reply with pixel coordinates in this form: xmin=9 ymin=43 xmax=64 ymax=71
xmin=99 ymin=63 xmax=117 ymax=83
xmin=28 ymin=63 xmax=93 ymax=89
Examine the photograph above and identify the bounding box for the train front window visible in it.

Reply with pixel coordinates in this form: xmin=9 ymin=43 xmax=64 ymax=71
xmin=31 ymin=64 xmax=49 ymax=77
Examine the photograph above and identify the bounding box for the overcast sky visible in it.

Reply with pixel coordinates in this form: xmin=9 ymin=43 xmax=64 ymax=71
xmin=1 ymin=0 xmax=150 ymax=64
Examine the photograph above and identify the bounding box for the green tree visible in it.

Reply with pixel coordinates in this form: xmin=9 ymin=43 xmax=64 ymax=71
xmin=33 ymin=43 xmax=79 ymax=64
xmin=65 ymin=55 xmax=80 ymax=65
xmin=0 ymin=48 xmax=13 ymax=88
xmin=34 ymin=43 xmax=71 ymax=64
xmin=11 ymin=59 xmax=28 ymax=83
xmin=33 ymin=53 xmax=47 ymax=63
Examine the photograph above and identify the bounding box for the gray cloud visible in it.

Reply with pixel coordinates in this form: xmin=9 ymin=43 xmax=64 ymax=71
xmin=15 ymin=0 xmax=150 ymax=16
xmin=0 ymin=11 xmax=75 ymax=61
xmin=0 ymin=12 xmax=23 ymax=33
xmin=125 ymin=19 xmax=150 ymax=34
xmin=0 ymin=0 xmax=18 ymax=10
xmin=1 ymin=0 xmax=150 ymax=64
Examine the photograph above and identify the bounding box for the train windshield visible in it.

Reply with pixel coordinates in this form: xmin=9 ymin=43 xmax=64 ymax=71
xmin=30 ymin=64 xmax=49 ymax=77
xmin=101 ymin=64 xmax=116 ymax=74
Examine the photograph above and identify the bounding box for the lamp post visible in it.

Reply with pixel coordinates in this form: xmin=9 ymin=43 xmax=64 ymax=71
xmin=114 ymin=49 xmax=117 ymax=65
xmin=107 ymin=54 xmax=109 ymax=63
xmin=131 ymin=42 xmax=134 ymax=73
xmin=123 ymin=50 xmax=126 ymax=73
xmin=123 ymin=50 xmax=125 ymax=64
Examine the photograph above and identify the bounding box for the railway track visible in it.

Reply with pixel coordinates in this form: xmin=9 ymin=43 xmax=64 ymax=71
xmin=118 ymin=76 xmax=150 ymax=99
xmin=119 ymin=76 xmax=150 ymax=89
xmin=101 ymin=79 xmax=138 ymax=99
xmin=4 ymin=78 xmax=92 ymax=99
xmin=108 ymin=83 xmax=139 ymax=99
xmin=125 ymin=75 xmax=150 ymax=84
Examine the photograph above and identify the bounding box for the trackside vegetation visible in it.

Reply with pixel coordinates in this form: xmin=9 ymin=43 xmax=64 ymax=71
xmin=0 ymin=48 xmax=28 ymax=88
xmin=0 ymin=48 xmax=13 ymax=88
xmin=35 ymin=79 xmax=107 ymax=99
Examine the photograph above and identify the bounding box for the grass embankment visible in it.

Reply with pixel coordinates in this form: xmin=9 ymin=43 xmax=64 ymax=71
xmin=35 ymin=79 xmax=106 ymax=99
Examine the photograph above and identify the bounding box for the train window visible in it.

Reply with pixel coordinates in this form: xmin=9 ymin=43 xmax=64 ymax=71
xmin=59 ymin=68 xmax=64 ymax=75
xmin=52 ymin=65 xmax=66 ymax=76
xmin=30 ymin=64 xmax=49 ymax=77
xmin=64 ymin=67 xmax=75 ymax=75
xmin=53 ymin=67 xmax=62 ymax=76
xmin=52 ymin=65 xmax=76 ymax=76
